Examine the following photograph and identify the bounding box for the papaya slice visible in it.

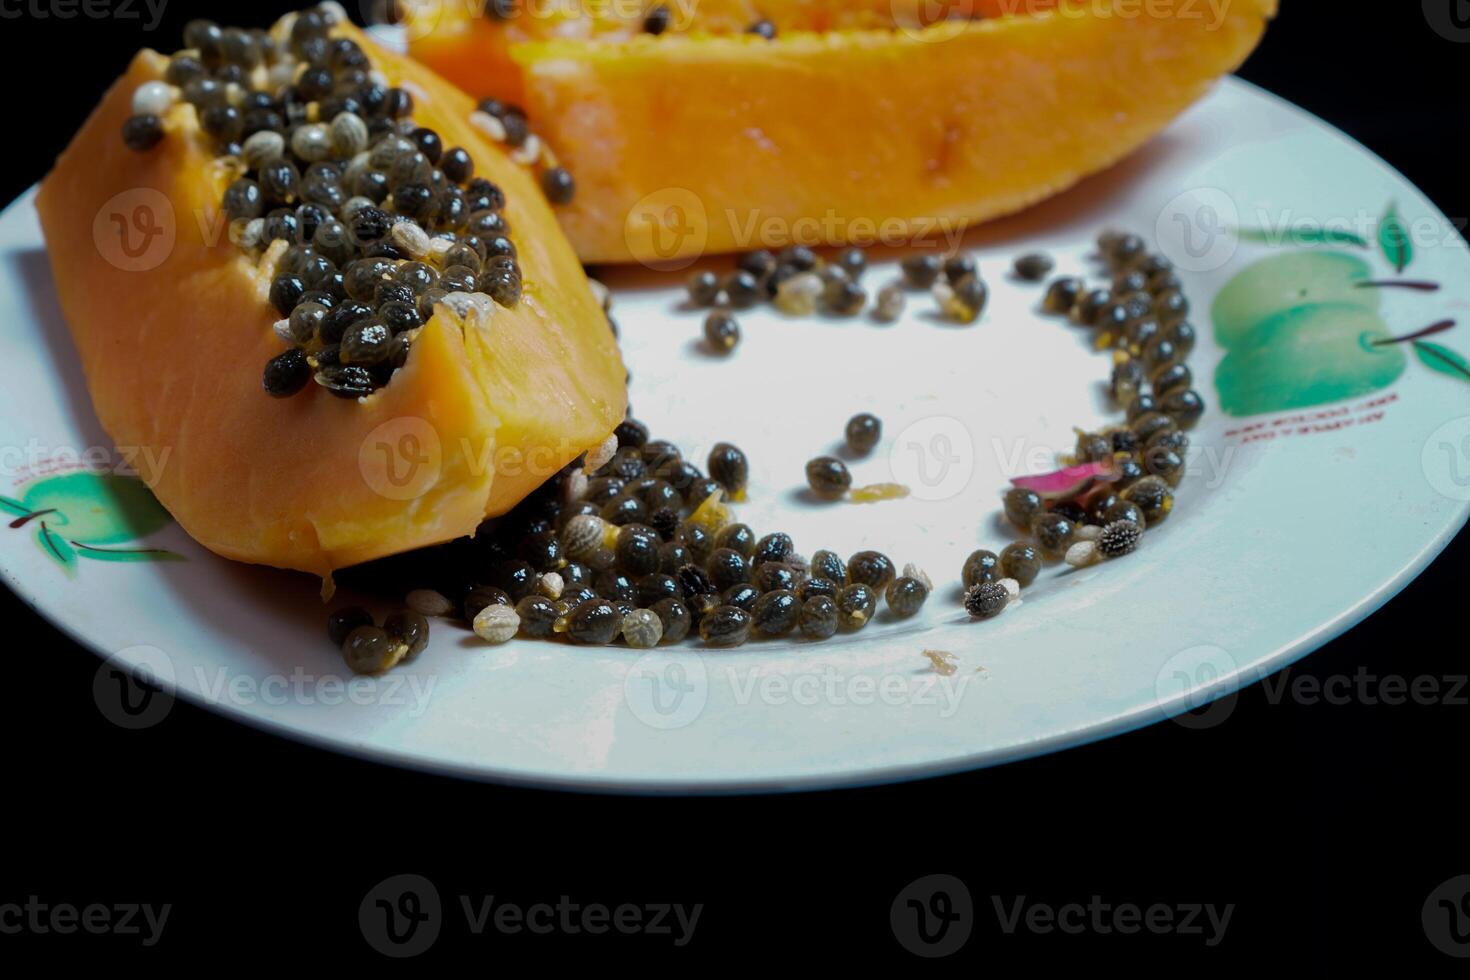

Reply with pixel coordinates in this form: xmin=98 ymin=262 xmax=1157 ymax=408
xmin=408 ymin=0 xmax=1060 ymax=105
xmin=407 ymin=0 xmax=1276 ymax=264
xmin=36 ymin=10 xmax=626 ymax=580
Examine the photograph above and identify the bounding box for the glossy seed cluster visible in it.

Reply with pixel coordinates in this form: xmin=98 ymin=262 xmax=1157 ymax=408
xmin=631 ymin=3 xmax=775 ymax=38
xmin=900 ymin=253 xmax=993 ymax=324
xmin=469 ymin=96 xmax=575 ymax=205
xmin=802 ymin=412 xmax=890 ymax=501
xmin=334 ymin=422 xmax=928 ymax=654
xmin=119 ymin=6 xmax=531 ymax=401
xmin=327 ymin=604 xmax=429 ymax=675
xmin=961 ymin=231 xmax=1202 ymax=622
xmin=686 ymin=245 xmax=912 ymax=349
xmin=685 ymin=243 xmax=1034 ymax=346
xmin=326 ymin=231 xmax=1198 ymax=664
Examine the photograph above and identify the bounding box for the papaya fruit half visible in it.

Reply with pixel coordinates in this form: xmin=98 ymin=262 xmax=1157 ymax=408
xmin=36 ymin=6 xmax=627 ymax=581
xmin=406 ymin=0 xmax=1277 ymax=264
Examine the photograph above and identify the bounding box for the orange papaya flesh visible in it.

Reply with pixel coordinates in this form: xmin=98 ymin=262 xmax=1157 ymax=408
xmin=36 ymin=16 xmax=626 ymax=579
xmin=408 ymin=0 xmax=1276 ymax=264
xmin=406 ymin=0 xmax=1061 ymax=105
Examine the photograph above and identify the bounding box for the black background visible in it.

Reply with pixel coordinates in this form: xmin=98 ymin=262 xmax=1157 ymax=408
xmin=2 ymin=0 xmax=1466 ymax=967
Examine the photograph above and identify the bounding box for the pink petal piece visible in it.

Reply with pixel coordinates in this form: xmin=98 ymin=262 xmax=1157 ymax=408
xmin=1011 ymin=461 xmax=1118 ymax=500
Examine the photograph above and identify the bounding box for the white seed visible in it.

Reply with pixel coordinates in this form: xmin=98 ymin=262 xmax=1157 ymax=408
xmin=473 ymin=604 xmax=520 ymax=644
xmin=318 ymin=1 xmax=348 ymax=24
xmin=229 ymin=217 xmax=264 ymax=250
xmin=1077 ymin=524 xmax=1102 ymax=542
xmin=406 ymin=589 xmax=454 ymax=617
xmin=290 ymin=123 xmax=332 ymax=162
xmin=562 ymin=468 xmax=589 ymax=505
xmin=999 ymin=578 xmax=1021 ymax=600
xmin=586 ymin=433 xmax=618 ymax=471
xmin=427 ymin=237 xmax=454 ymax=265
xmin=369 ymin=69 xmax=390 ymax=88
xmin=932 ymin=280 xmax=956 ymax=313
xmin=536 ymin=572 xmax=565 ymax=600
xmin=389 ymin=220 xmax=431 ymax=258
xmin=901 ymin=563 xmax=933 ymax=592
xmin=330 ymin=112 xmax=369 ymax=157
xmin=1064 ymin=541 xmax=1100 ymax=568
xmin=620 ymin=609 xmax=663 ymax=649
xmin=873 ymin=281 xmax=906 ymax=323
xmin=774 ymin=272 xmax=822 ymax=316
xmin=469 ymin=110 xmax=507 ymax=143
xmin=562 ymin=514 xmax=609 ymax=562
xmin=132 ymin=81 xmax=177 ymax=116
xmin=272 ymin=318 xmax=293 ymax=343
xmin=242 ymin=130 xmax=285 ymax=169
xmin=510 ymin=134 xmax=541 ymax=166
xmin=441 ymin=291 xmax=493 ymax=320
xmin=268 ymin=60 xmax=297 ymax=90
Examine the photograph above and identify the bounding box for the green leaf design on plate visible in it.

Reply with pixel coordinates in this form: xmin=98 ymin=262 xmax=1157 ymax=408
xmin=72 ymin=542 xmax=183 ymax=563
xmin=1234 ymin=227 xmax=1369 ymax=248
xmin=37 ymin=521 xmax=77 ymax=572
xmin=20 ymin=472 xmax=169 ymax=545
xmin=0 ymin=495 xmax=28 ymax=518
xmin=1413 ymin=341 xmax=1470 ymax=382
xmin=1379 ymin=203 xmax=1413 ymax=272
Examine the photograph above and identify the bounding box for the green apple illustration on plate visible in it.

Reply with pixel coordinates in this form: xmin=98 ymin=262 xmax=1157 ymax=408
xmin=1213 ymin=252 xmax=1405 ymax=416
xmin=1 ymin=471 xmax=180 ymax=573
xmin=1213 ymin=203 xmax=1468 ymax=417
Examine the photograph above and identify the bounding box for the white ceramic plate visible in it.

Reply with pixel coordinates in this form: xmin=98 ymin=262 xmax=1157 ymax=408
xmin=4 ymin=78 xmax=1468 ymax=793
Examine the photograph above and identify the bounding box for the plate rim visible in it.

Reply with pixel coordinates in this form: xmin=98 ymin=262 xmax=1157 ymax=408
xmin=4 ymin=75 xmax=1468 ymax=794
